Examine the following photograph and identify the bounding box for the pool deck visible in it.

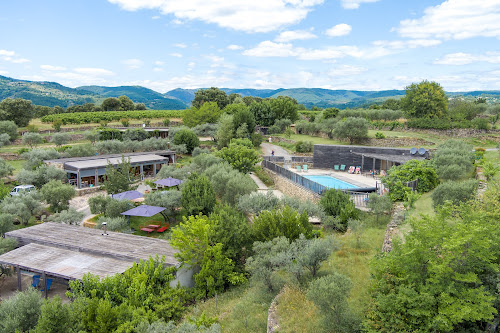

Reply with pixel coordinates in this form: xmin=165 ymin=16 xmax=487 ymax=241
xmin=290 ymin=168 xmax=378 ymax=189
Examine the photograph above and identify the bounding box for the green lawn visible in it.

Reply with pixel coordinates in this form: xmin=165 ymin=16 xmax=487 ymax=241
xmin=6 ymin=159 xmax=25 ymax=175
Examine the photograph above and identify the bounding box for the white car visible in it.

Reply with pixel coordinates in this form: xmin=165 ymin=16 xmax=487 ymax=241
xmin=9 ymin=185 xmax=36 ymax=197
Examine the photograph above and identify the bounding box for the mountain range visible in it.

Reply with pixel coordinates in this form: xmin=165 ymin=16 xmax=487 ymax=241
xmin=1 ymin=75 xmax=500 ymax=110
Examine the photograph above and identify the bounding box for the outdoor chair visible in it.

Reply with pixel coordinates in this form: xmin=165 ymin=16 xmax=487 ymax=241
xmin=303 ymin=165 xmax=308 ymax=172
xmin=157 ymin=223 xmax=170 ymax=233
xmin=31 ymin=275 xmax=40 ymax=288
xmin=296 ymin=165 xmax=302 ymax=172
xmin=40 ymin=278 xmax=52 ymax=292
xmin=340 ymin=165 xmax=346 ymax=171
xmin=334 ymin=165 xmax=340 ymax=171
xmin=348 ymin=166 xmax=355 ymax=174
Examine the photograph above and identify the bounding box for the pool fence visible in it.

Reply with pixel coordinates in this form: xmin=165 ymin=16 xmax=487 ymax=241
xmin=262 ymin=157 xmax=378 ymax=208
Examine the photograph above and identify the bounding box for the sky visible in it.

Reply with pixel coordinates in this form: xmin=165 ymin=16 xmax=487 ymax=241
xmin=0 ymin=0 xmax=499 ymax=93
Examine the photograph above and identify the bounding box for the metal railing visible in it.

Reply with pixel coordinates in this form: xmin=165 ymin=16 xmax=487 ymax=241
xmin=262 ymin=158 xmax=372 ymax=208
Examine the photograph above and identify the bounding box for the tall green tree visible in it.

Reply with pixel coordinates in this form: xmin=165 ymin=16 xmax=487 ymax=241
xmin=252 ymin=205 xmax=314 ymax=242
xmin=333 ymin=117 xmax=369 ymax=144
xmin=183 ymin=101 xmax=222 ymax=127
xmin=215 ymin=140 xmax=260 ymax=174
xmin=269 ymin=96 xmax=299 ymax=122
xmin=0 ymin=98 xmax=35 ymax=127
xmin=118 ymin=95 xmax=135 ymax=111
xmin=173 ymin=128 xmax=200 ymax=154
xmin=103 ymin=156 xmax=132 ymax=194
xmin=320 ymin=189 xmax=359 ymax=232
xmin=41 ymin=180 xmax=76 ymax=212
xmin=192 ymin=87 xmax=229 ymax=109
xmin=181 ymin=173 xmax=216 ymax=216
xmin=22 ymin=132 xmax=43 ymax=148
xmin=401 ymin=80 xmax=448 ymax=118
xmin=101 ymin=97 xmax=121 ymax=111
xmin=0 ymin=120 xmax=18 ymax=141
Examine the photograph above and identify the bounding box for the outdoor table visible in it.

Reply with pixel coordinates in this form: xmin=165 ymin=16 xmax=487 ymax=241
xmin=148 ymin=224 xmax=160 ymax=229
xmin=140 ymin=227 xmax=155 ymax=234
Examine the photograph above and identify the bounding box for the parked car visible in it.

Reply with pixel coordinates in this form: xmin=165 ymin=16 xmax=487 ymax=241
xmin=9 ymin=185 xmax=36 ymax=197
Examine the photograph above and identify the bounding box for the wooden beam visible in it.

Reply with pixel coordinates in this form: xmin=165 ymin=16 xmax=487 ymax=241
xmin=16 ymin=265 xmax=22 ymax=291
xmin=42 ymin=271 xmax=48 ymax=299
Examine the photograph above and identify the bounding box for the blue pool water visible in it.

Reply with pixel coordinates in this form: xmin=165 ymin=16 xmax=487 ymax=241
xmin=303 ymin=175 xmax=358 ymax=190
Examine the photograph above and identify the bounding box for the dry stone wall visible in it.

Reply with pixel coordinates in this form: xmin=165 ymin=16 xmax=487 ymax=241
xmin=265 ymin=169 xmax=319 ymax=203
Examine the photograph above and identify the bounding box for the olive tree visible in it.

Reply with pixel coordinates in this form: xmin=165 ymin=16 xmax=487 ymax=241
xmin=333 ymin=117 xmax=369 ymax=144
xmin=51 ymin=132 xmax=70 ymax=147
xmin=41 ymin=180 xmax=76 ymax=212
xmin=22 ymin=132 xmax=43 ymax=148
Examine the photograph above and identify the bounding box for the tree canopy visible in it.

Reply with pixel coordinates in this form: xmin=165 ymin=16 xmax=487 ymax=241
xmin=0 ymin=98 xmax=35 ymax=127
xmin=401 ymin=80 xmax=448 ymax=118
xmin=192 ymin=87 xmax=229 ymax=109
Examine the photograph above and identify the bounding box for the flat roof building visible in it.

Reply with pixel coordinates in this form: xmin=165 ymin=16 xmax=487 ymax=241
xmin=45 ymin=150 xmax=176 ymax=189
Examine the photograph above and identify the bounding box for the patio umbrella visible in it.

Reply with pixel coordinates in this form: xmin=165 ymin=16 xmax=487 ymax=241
xmin=112 ymin=190 xmax=143 ymax=201
xmin=121 ymin=205 xmax=166 ymax=217
xmin=154 ymin=177 xmax=183 ymax=187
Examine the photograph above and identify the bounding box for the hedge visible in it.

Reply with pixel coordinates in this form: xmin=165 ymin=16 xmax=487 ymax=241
xmin=41 ymin=110 xmax=185 ymax=124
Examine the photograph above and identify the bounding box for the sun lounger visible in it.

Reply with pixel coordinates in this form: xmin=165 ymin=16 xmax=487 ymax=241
xmin=40 ymin=278 xmax=52 ymax=292
xmin=140 ymin=227 xmax=155 ymax=234
xmin=303 ymin=165 xmax=308 ymax=172
xmin=334 ymin=165 xmax=340 ymax=171
xmin=296 ymin=165 xmax=302 ymax=172
xmin=355 ymin=167 xmax=361 ymax=174
xmin=340 ymin=165 xmax=346 ymax=171
xmin=31 ymin=275 xmax=40 ymax=288
xmin=157 ymin=224 xmax=170 ymax=233
xmin=348 ymin=166 xmax=355 ymax=174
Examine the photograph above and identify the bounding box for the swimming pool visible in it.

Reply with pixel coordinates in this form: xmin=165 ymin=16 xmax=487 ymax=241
xmin=303 ymin=175 xmax=358 ymax=190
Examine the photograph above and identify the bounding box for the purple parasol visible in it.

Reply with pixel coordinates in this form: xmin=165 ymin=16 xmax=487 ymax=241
xmin=154 ymin=177 xmax=183 ymax=187
xmin=121 ymin=205 xmax=166 ymax=217
xmin=112 ymin=190 xmax=143 ymax=201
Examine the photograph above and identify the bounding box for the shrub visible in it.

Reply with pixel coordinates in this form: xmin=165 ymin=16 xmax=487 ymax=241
xmin=53 ymin=119 xmax=63 ymax=132
xmin=319 ymin=189 xmax=359 ymax=232
xmin=22 ymin=132 xmax=43 ymax=148
xmin=65 ymin=143 xmax=97 ymax=157
xmin=98 ymin=128 xmax=122 ymax=141
xmin=295 ymin=141 xmax=313 ymax=153
xmin=163 ymin=118 xmax=170 ymax=126
xmin=181 ymin=173 xmax=216 ymax=216
xmin=192 ymin=147 xmax=211 ymax=157
xmin=88 ymin=195 xmax=110 ymax=214
xmin=472 ymin=117 xmax=489 ymax=130
xmin=120 ymin=118 xmax=129 ymax=127
xmin=253 ymin=166 xmax=274 ymax=187
xmin=375 ymin=132 xmax=386 ymax=139
xmin=26 ymin=124 xmax=38 ymax=133
xmin=215 ymin=141 xmax=260 ymax=174
xmin=105 ymin=199 xmax=129 ymax=218
xmin=250 ymin=132 xmax=263 ymax=147
xmin=48 ymin=208 xmax=84 ymax=225
xmin=382 ymin=159 xmax=439 ymax=201
xmin=0 ymin=288 xmax=43 ymax=333
xmin=51 ymin=132 xmax=70 ymax=147
xmin=252 ymin=205 xmax=314 ymax=242
xmin=0 ymin=120 xmax=18 ymax=140
xmin=173 ymin=128 xmax=200 ymax=154
xmin=433 ymin=140 xmax=474 ymax=181
xmin=22 ymin=148 xmax=60 ymax=170
xmin=40 ymin=180 xmax=76 ymax=212
xmin=122 ymin=128 xmax=148 ymax=141
xmin=96 ymin=216 xmax=129 ymax=231
xmin=333 ymin=117 xmax=369 ymax=144
xmin=431 ymin=179 xmax=479 ymax=208
xmin=267 ymin=125 xmax=281 ymax=134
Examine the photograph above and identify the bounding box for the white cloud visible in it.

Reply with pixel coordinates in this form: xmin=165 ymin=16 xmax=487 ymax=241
xmin=107 ymin=0 xmax=324 ymax=33
xmin=10 ymin=58 xmax=30 ymax=64
xmin=121 ymin=58 xmax=144 ymax=69
xmin=40 ymin=65 xmax=67 ymax=71
xmin=243 ymin=41 xmax=362 ymax=60
xmin=434 ymin=52 xmax=500 ymax=65
xmin=325 ymin=23 xmax=351 ymax=37
xmin=0 ymin=70 xmax=8 ymax=75
xmin=227 ymin=44 xmax=243 ymax=50
xmin=275 ymin=30 xmax=317 ymax=42
xmin=0 ymin=50 xmax=15 ymax=57
xmin=153 ymin=67 xmax=164 ymax=72
xmin=73 ymin=67 xmax=115 ymax=76
xmin=396 ymin=0 xmax=500 ymax=40
xmin=152 ymin=15 xmax=160 ymax=19
xmin=154 ymin=60 xmax=164 ymax=66
xmin=170 ymin=53 xmax=183 ymax=58
xmin=372 ymin=39 xmax=442 ymax=50
xmin=328 ymin=65 xmax=367 ymax=76
xmin=340 ymin=0 xmax=380 ymax=9
xmin=174 ymin=43 xmax=187 ymax=48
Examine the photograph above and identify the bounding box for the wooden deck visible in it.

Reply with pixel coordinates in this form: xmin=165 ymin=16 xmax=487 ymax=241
xmin=5 ymin=222 xmax=178 ymax=265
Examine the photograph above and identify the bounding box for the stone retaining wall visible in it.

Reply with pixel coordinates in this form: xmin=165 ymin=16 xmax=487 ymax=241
xmin=265 ymin=169 xmax=319 ymax=203
xmin=382 ymin=203 xmax=404 ymax=253
xmin=267 ymin=289 xmax=285 ymax=333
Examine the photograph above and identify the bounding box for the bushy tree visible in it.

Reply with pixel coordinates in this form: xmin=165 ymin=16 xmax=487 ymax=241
xmin=0 ymin=288 xmax=43 ymax=333
xmin=0 ymin=157 xmax=14 ymax=178
xmin=237 ymin=191 xmax=280 ymax=215
xmin=0 ymin=194 xmax=41 ymax=225
xmin=145 ymin=190 xmax=182 ymax=221
xmin=65 ymin=143 xmax=97 ymax=157
xmin=320 ymin=189 xmax=359 ymax=232
xmin=333 ymin=117 xmax=369 ymax=144
xmin=307 ymin=273 xmax=359 ymax=332
xmin=431 ymin=179 xmax=478 ymax=208
xmin=84 ymin=130 xmax=99 ymax=144
xmin=232 ymin=107 xmax=256 ymax=136
xmin=249 ymin=100 xmax=273 ymax=126
xmin=382 ymin=159 xmax=439 ymax=201
xmin=252 ymin=205 xmax=314 ymax=242
xmin=269 ymin=96 xmax=299 ymax=123
xmin=105 ymin=198 xmax=129 ymax=218
xmin=192 ymin=87 xmax=229 ymax=109
xmin=22 ymin=132 xmax=43 ymax=148
xmin=41 ymin=180 xmax=75 ymax=212
xmin=96 ymin=216 xmax=128 ymax=231
xmin=122 ymin=128 xmax=148 ymax=141
xmin=366 ymin=193 xmax=392 ymax=222
xmin=181 ymin=173 xmax=216 ymax=216
xmin=0 ymin=98 xmax=35 ymax=126
xmin=51 ymin=132 xmax=70 ymax=147
xmin=22 ymin=148 xmax=60 ymax=170
xmin=215 ymin=113 xmax=234 ymax=148
xmin=48 ymin=208 xmax=84 ymax=225
xmin=32 ymin=296 xmax=72 ymax=333
xmin=192 ymin=123 xmax=218 ymax=141
xmin=0 ymin=120 xmax=18 ymax=141
xmin=0 ymin=133 xmax=10 ymax=148
xmin=401 ymin=80 xmax=448 ymax=118
xmin=203 ymin=162 xmax=257 ymax=204
xmin=17 ymin=164 xmax=66 ymax=188
xmin=135 ymin=103 xmax=147 ymax=110
xmin=88 ymin=195 xmax=110 ymax=214
xmin=215 ymin=140 xmax=260 ymax=174
xmin=102 ymin=97 xmax=121 ymax=111
xmin=103 ymin=157 xmax=132 ymax=194
xmin=0 ymin=213 xmax=15 ymax=236
xmin=118 ymin=95 xmax=135 ymax=111
xmin=433 ymin=139 xmax=474 ymax=181
xmin=173 ymin=128 xmax=200 ymax=154
xmin=183 ymin=102 xmax=222 ymax=128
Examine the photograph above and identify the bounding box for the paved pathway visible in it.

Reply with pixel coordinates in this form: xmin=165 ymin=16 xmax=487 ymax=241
xmin=260 ymin=142 xmax=292 ymax=158
xmin=249 ymin=173 xmax=284 ymax=199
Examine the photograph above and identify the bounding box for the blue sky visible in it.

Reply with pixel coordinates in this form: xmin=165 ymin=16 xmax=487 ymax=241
xmin=0 ymin=0 xmax=499 ymax=92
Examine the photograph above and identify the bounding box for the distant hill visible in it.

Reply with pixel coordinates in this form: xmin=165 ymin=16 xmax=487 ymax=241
xmin=78 ymin=85 xmax=187 ymax=110
xmin=2 ymin=75 xmax=500 ymax=110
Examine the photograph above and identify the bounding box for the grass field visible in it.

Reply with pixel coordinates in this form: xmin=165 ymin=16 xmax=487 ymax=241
xmin=5 ymin=159 xmax=25 ymax=175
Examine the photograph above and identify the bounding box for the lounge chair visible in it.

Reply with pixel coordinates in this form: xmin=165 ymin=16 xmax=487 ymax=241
xmin=340 ymin=165 xmax=346 ymax=171
xmin=348 ymin=166 xmax=355 ymax=174
xmin=40 ymin=278 xmax=52 ymax=292
xmin=303 ymin=165 xmax=308 ymax=172
xmin=355 ymin=167 xmax=361 ymax=174
xmin=296 ymin=165 xmax=302 ymax=172
xmin=334 ymin=165 xmax=340 ymax=171
xmin=157 ymin=224 xmax=170 ymax=233
xmin=31 ymin=275 xmax=40 ymax=288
